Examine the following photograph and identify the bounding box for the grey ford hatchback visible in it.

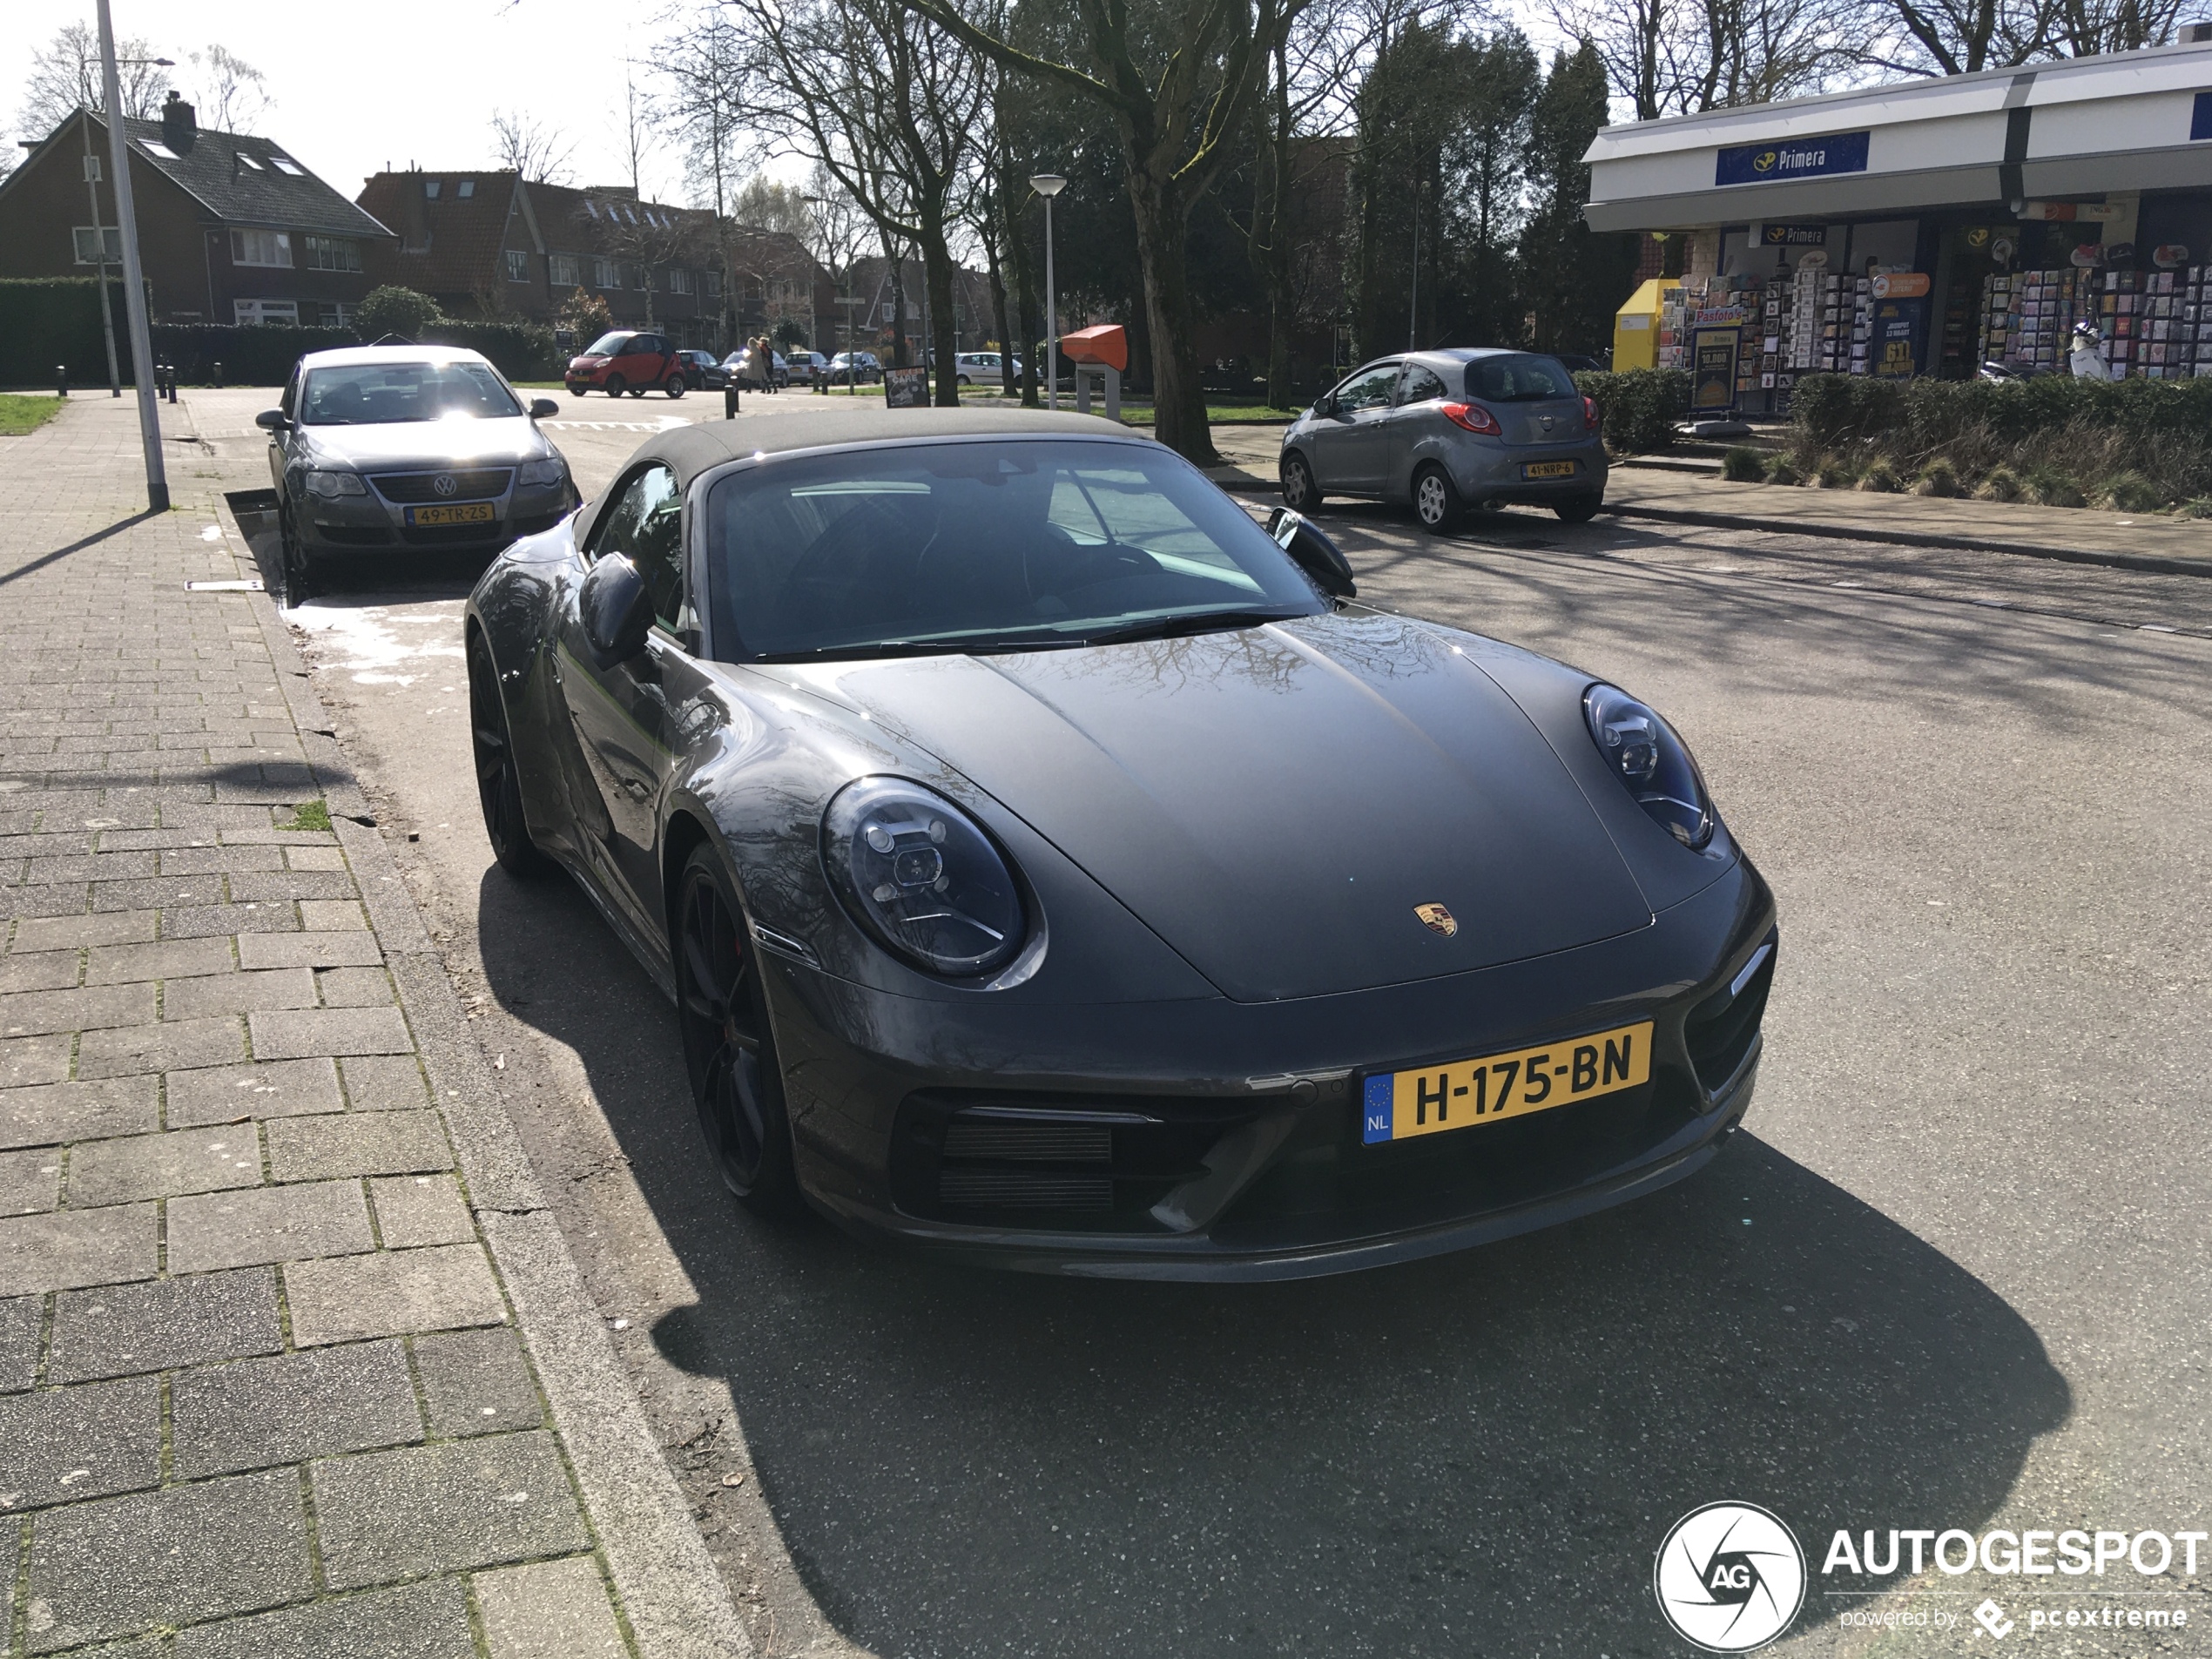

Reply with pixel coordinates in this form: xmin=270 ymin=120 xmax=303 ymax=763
xmin=1279 ymin=348 xmax=1607 ymax=530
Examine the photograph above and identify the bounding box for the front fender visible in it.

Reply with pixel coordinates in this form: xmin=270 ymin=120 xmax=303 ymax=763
xmin=467 ymin=523 xmax=584 ymax=860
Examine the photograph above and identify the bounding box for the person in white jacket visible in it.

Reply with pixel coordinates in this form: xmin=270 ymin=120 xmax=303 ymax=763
xmin=2069 ymin=320 xmax=2113 ymax=381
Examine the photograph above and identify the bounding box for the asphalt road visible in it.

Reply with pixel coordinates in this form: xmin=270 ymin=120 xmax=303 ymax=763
xmin=189 ymin=387 xmax=2212 ymax=1657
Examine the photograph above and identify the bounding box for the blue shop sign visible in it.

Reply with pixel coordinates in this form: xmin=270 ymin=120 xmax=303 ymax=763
xmin=1716 ymin=131 xmax=1871 ymax=187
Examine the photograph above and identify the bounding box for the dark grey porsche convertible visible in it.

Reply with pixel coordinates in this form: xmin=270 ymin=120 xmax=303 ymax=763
xmin=464 ymin=408 xmax=1776 ymax=1279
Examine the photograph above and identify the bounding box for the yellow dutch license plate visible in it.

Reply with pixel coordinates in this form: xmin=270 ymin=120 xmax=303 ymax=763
xmin=405 ymin=502 xmax=496 ymax=527
xmin=1522 ymin=460 xmax=1578 ymax=480
xmin=1360 ymin=1022 xmax=1653 ymax=1144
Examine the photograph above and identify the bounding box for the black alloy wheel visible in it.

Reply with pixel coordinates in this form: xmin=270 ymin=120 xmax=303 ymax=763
xmin=467 ymin=633 xmax=554 ymax=878
xmin=1281 ymin=451 xmax=1321 ymax=513
xmin=674 ymin=846 xmax=799 ymax=1212
xmin=1413 ymin=462 xmax=1464 ymax=532
xmin=665 ymin=374 xmax=685 ymax=398
xmin=1553 ymin=492 xmax=1603 ymax=524
xmin=604 ymin=374 xmax=627 ymax=399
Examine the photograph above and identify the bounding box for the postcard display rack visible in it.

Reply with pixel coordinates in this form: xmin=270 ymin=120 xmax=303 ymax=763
xmin=1979 ymin=266 xmax=2210 ymax=378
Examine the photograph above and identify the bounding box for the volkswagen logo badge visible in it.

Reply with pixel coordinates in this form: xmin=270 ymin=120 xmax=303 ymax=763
xmin=432 ymin=474 xmax=458 ymax=498
xmin=1540 ymin=414 xmax=1554 ymax=429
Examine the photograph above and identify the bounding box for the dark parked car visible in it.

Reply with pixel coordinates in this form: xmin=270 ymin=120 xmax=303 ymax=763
xmin=258 ymin=345 xmax=573 ymax=599
xmin=464 ymin=407 xmax=1772 ymax=1278
xmin=566 ymin=330 xmax=686 ymax=399
xmin=677 ymin=350 xmax=728 ymax=391
xmin=1280 ymin=349 xmax=1608 ymax=529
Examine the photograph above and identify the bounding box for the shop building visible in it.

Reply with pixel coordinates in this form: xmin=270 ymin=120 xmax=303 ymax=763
xmin=1585 ymin=38 xmax=2212 ymax=409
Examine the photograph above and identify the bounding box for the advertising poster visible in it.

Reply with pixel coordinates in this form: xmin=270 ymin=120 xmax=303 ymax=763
xmin=1872 ymin=296 xmax=1930 ymax=378
xmin=883 ymin=365 xmax=928 ymax=408
xmin=1693 ymin=329 xmax=1741 ymax=409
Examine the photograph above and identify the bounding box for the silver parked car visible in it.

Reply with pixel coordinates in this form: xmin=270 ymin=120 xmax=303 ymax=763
xmin=258 ymin=346 xmax=574 ymax=598
xmin=1279 ymin=349 xmax=1607 ymax=529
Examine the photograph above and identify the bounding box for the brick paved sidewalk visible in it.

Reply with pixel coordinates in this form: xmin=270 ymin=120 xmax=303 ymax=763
xmin=0 ymin=399 xmax=745 ymax=1656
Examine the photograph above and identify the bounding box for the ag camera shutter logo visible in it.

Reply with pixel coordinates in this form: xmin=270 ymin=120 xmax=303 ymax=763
xmin=1655 ymin=1502 xmax=1807 ymax=1651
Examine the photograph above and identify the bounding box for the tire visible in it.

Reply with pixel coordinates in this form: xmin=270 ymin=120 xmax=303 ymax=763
xmin=1413 ymin=462 xmax=1464 ymax=533
xmin=567 ymin=386 xmax=586 ymax=399
xmin=1280 ymin=450 xmax=1321 ymax=512
xmin=278 ymin=502 xmax=314 ymax=604
xmin=673 ymin=844 xmax=800 ymax=1213
xmin=467 ymin=632 xmax=554 ymax=879
xmin=1553 ymin=492 xmax=1603 ymax=524
xmin=604 ymin=374 xmax=626 ymax=399
xmin=628 ymin=386 xmax=647 ymax=398
xmin=665 ymin=374 xmax=685 ymax=398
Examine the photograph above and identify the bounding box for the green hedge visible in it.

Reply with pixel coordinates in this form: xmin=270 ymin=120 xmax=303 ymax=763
xmin=1790 ymin=371 xmax=2212 ymax=453
xmin=1575 ymin=368 xmax=1690 ymax=454
xmin=0 ymin=278 xmax=560 ymax=388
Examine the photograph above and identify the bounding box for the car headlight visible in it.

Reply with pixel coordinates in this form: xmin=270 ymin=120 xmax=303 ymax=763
xmin=822 ymin=778 xmax=1026 ymax=976
xmin=304 ymin=469 xmax=366 ymax=499
xmin=1582 ymin=683 xmax=1714 ymax=849
xmin=518 ymin=458 xmax=567 ymax=488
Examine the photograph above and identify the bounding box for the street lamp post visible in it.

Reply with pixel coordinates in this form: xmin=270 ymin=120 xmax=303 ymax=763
xmin=95 ymin=0 xmax=168 ymax=513
xmin=1029 ymin=174 xmax=1065 ymax=410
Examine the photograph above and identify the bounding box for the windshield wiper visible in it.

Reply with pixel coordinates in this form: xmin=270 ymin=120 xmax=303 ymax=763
xmin=753 ymin=631 xmax=1080 ymax=664
xmin=1078 ymin=608 xmax=1308 ymax=647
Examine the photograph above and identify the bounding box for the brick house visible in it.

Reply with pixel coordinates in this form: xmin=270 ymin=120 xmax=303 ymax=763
xmin=846 ymin=253 xmax=1001 ymax=361
xmin=0 ymin=103 xmax=395 ymax=326
xmin=354 ymin=170 xmax=835 ymax=354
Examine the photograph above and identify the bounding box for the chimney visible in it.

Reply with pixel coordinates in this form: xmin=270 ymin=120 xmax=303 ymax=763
xmin=160 ymin=91 xmax=196 ymax=154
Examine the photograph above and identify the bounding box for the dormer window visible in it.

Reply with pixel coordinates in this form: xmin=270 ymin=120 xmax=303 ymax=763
xmin=585 ymin=200 xmax=599 ymax=219
xmin=236 ymin=152 xmax=264 ymax=170
xmin=424 ymin=179 xmax=442 ymax=199
xmin=269 ymin=154 xmax=304 ymax=176
xmin=457 ymin=180 xmax=475 ymax=199
xmin=138 ymin=137 xmax=177 ymax=159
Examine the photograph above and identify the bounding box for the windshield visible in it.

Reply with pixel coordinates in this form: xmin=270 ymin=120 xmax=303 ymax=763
xmin=1465 ymin=354 xmax=1578 ymax=401
xmin=584 ymin=332 xmax=633 ymax=356
xmin=703 ymin=439 xmax=1327 ymax=662
xmin=298 ymin=361 xmax=522 ymax=426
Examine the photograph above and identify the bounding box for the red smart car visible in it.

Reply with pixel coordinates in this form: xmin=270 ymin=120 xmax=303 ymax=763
xmin=565 ymin=330 xmax=686 ymax=399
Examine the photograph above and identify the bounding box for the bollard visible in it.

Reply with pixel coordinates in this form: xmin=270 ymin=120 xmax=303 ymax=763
xmin=723 ymin=380 xmax=739 ymax=420
xmin=212 ymin=361 xmax=224 ymax=388
xmin=57 ymin=364 xmax=69 ymax=398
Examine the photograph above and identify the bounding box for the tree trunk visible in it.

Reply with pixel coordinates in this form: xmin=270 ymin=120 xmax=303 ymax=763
xmin=983 ymin=193 xmax=1015 ymax=399
xmin=1125 ymin=164 xmax=1212 ymax=463
xmin=1004 ymin=183 xmax=1042 ymax=408
xmin=1261 ymin=39 xmax=1294 ymax=409
xmin=920 ymin=217 xmax=961 ymax=407
xmin=885 ymin=232 xmax=910 ymax=368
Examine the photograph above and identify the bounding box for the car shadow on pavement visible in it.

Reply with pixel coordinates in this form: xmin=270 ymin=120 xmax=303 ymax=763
xmin=473 ymin=873 xmax=2071 ymax=1659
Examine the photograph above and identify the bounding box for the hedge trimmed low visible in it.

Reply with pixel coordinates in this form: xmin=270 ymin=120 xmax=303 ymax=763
xmin=1574 ymin=368 xmax=1690 ymax=455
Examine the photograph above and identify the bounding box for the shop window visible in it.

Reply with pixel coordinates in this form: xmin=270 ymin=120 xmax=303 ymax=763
xmin=505 ymin=248 xmax=530 ymax=281
xmin=231 ymin=227 xmax=293 ymax=268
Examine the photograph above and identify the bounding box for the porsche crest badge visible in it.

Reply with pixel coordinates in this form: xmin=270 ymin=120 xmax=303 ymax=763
xmin=1414 ymin=902 xmax=1458 ymax=937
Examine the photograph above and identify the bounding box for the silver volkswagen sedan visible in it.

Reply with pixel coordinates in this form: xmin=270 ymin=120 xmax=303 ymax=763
xmin=1278 ymin=348 xmax=1607 ymax=530
xmin=257 ymin=346 xmax=577 ymax=597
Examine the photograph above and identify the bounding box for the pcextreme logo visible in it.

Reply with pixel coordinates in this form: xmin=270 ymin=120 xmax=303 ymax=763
xmin=1655 ymin=1503 xmax=1808 ymax=1652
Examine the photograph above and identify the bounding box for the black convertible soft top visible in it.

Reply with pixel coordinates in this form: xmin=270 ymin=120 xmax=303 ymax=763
xmin=634 ymin=405 xmax=1147 ymax=492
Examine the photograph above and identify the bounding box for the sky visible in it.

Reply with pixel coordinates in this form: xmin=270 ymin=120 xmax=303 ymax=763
xmin=3 ymin=0 xmax=738 ymax=206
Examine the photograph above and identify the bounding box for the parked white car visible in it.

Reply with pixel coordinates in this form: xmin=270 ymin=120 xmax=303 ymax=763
xmin=947 ymin=350 xmax=1024 ymax=386
xmin=719 ymin=347 xmax=789 ymax=389
xmin=783 ymin=350 xmax=830 ymax=385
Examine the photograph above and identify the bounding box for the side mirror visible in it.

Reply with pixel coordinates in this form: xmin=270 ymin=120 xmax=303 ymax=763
xmin=579 ymin=553 xmax=655 ymax=665
xmin=528 ymin=397 xmax=559 ymax=420
xmin=1266 ymin=508 xmax=1356 ymax=599
xmin=255 ymin=408 xmax=288 ymax=431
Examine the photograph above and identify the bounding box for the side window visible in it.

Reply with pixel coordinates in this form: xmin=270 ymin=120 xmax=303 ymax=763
xmin=280 ymin=367 xmax=300 ymax=419
xmin=1397 ymin=365 xmax=1447 ymax=405
xmin=1334 ymin=362 xmax=1402 ymax=412
xmin=589 ymin=464 xmax=685 ymax=628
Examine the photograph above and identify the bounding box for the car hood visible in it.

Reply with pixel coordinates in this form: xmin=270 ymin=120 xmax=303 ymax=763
xmin=296 ymin=417 xmax=550 ymax=469
xmin=783 ymin=611 xmax=1653 ymax=1002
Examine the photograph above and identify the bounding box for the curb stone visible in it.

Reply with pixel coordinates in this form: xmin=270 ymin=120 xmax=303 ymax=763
xmin=239 ymin=572 xmax=752 ymax=1657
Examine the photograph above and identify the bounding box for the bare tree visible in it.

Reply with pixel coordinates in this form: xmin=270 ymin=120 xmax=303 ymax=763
xmin=722 ymin=0 xmax=991 ymax=405
xmin=2047 ymin=0 xmax=2182 ymax=55
xmin=491 ymin=109 xmax=578 ymax=184
xmin=1548 ymin=0 xmax=1864 ymax=114
xmin=904 ymin=0 xmax=1311 ymax=462
xmin=185 ymin=45 xmax=270 ymax=134
xmin=17 ymin=23 xmax=166 ymax=138
xmin=804 ymin=165 xmax=873 ymax=363
xmin=659 ymin=10 xmax=746 ymax=347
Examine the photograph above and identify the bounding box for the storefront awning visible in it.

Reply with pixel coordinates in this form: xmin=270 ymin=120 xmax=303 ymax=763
xmin=1582 ymin=41 xmax=2212 ymax=233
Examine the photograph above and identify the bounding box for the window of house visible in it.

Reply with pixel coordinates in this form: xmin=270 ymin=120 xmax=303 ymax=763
xmin=269 ymin=154 xmax=304 ymax=176
xmin=236 ymin=152 xmax=265 ymax=171
xmin=550 ymin=253 xmax=580 ymax=287
xmin=233 ymin=298 xmax=300 ymax=327
xmin=424 ymin=179 xmax=442 ymax=199
xmin=634 ymin=265 xmax=651 ymax=290
xmin=593 ymin=257 xmax=617 ymax=289
xmin=458 ymin=180 xmax=475 ymax=199
xmin=303 ymin=236 xmax=361 ymax=272
xmin=504 ymin=248 xmax=529 ymax=281
xmin=704 ymin=269 xmax=722 ymax=299
xmin=231 ymin=227 xmax=294 ymax=268
xmin=72 ymin=226 xmax=123 ymax=265
xmin=138 ymin=137 xmax=177 ymax=159
xmin=584 ymin=200 xmax=599 ymax=219
xmin=668 ymin=267 xmax=692 ymax=294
